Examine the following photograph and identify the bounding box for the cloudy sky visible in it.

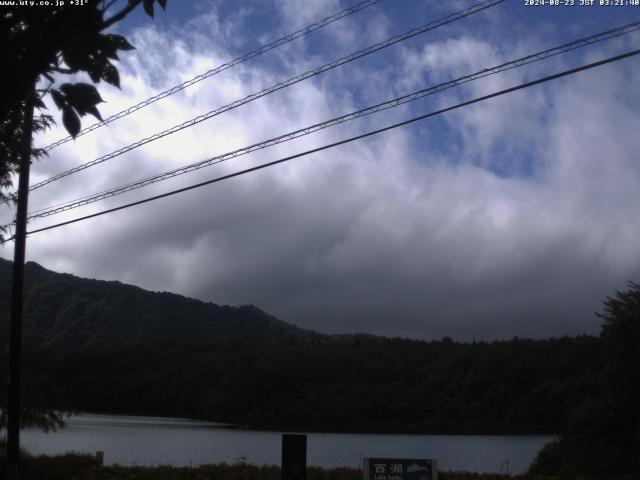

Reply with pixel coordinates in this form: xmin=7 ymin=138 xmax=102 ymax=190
xmin=2 ymin=0 xmax=640 ymax=340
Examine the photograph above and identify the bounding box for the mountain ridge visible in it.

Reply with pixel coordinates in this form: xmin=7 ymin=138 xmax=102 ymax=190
xmin=0 ymin=258 xmax=327 ymax=350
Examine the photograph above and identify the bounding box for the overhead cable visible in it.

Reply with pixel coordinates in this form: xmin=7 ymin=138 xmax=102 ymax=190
xmin=4 ymin=48 xmax=637 ymax=243
xmin=24 ymin=19 xmax=640 ymax=220
xmin=27 ymin=0 xmax=505 ymax=193
xmin=42 ymin=0 xmax=385 ymax=152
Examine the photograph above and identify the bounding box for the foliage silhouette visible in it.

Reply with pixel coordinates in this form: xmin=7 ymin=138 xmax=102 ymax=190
xmin=0 ymin=0 xmax=167 ymax=224
xmin=530 ymin=282 xmax=640 ymax=478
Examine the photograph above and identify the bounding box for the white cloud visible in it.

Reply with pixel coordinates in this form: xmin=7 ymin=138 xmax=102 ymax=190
xmin=274 ymin=0 xmax=341 ymax=30
xmin=2 ymin=3 xmax=640 ymax=340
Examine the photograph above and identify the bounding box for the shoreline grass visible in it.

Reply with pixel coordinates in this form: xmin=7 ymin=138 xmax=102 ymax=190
xmin=1 ymin=441 xmax=629 ymax=480
xmin=0 ymin=453 xmax=619 ymax=480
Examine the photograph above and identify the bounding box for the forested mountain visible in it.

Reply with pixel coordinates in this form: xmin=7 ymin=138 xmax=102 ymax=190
xmin=0 ymin=259 xmax=324 ymax=349
xmin=21 ymin=336 xmax=599 ymax=435
xmin=0 ymin=258 xmax=602 ymax=434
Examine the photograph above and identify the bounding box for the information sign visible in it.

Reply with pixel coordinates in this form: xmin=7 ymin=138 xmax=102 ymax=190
xmin=363 ymin=458 xmax=437 ymax=480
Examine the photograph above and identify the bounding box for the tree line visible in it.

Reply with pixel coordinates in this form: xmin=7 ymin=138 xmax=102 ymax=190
xmin=5 ymin=335 xmax=599 ymax=435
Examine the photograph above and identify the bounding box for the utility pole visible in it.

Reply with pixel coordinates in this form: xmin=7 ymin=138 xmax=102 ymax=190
xmin=6 ymin=84 xmax=35 ymax=480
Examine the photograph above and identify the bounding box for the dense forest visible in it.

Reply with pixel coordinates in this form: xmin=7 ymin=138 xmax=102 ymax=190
xmin=13 ymin=336 xmax=599 ymax=434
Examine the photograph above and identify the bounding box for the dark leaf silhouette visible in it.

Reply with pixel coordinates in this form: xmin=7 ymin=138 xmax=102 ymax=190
xmin=61 ymin=46 xmax=86 ymax=72
xmin=33 ymin=97 xmax=46 ymax=110
xmin=60 ymin=83 xmax=104 ymax=120
xmin=62 ymin=106 xmax=80 ymax=138
xmin=143 ymin=0 xmax=154 ymax=18
xmin=105 ymin=34 xmax=135 ymax=51
xmin=101 ymin=64 xmax=120 ymax=88
xmin=50 ymin=90 xmax=66 ymax=110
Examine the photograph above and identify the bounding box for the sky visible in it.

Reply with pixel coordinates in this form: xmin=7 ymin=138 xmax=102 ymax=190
xmin=2 ymin=0 xmax=640 ymax=340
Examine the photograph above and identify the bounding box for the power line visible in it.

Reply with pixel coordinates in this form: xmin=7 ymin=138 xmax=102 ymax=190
xmin=42 ymin=0 xmax=385 ymax=152
xmin=26 ymin=0 xmax=505 ymax=193
xmin=23 ymin=19 xmax=640 ymax=220
xmin=5 ymin=48 xmax=637 ymax=243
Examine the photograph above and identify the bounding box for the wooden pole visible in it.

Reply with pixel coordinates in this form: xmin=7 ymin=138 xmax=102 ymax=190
xmin=6 ymin=85 xmax=35 ymax=480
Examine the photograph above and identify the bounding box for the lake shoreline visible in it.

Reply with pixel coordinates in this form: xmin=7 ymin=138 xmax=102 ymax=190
xmin=21 ymin=413 xmax=553 ymax=474
xmin=73 ymin=410 xmax=558 ymax=437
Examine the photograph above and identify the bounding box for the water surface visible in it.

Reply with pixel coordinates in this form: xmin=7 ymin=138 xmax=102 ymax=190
xmin=21 ymin=413 xmax=553 ymax=474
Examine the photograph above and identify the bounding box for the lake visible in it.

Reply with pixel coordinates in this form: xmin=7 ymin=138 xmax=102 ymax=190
xmin=20 ymin=413 xmax=554 ymax=474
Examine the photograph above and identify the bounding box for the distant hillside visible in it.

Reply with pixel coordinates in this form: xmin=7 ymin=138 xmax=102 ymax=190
xmin=0 ymin=258 xmax=325 ymax=350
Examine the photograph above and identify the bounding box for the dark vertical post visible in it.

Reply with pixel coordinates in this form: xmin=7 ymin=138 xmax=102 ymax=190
xmin=6 ymin=86 xmax=35 ymax=480
xmin=281 ymin=434 xmax=307 ymax=480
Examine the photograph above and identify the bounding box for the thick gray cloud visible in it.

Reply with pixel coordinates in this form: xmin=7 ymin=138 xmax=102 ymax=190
xmin=2 ymin=4 xmax=640 ymax=340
